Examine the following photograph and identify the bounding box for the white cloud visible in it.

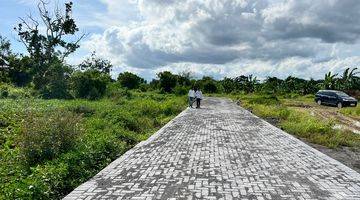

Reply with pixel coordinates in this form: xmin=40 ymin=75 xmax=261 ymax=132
xmin=81 ymin=0 xmax=360 ymax=80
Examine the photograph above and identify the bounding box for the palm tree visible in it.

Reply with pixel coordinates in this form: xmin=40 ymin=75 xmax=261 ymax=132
xmin=340 ymin=68 xmax=359 ymax=90
xmin=323 ymin=71 xmax=338 ymax=89
xmin=244 ymin=75 xmax=258 ymax=93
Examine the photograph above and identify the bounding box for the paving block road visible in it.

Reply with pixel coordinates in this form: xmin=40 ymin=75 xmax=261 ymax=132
xmin=65 ymin=98 xmax=360 ymax=200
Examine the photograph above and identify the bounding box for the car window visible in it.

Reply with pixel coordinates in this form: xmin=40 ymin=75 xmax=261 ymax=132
xmin=328 ymin=92 xmax=336 ymax=96
xmin=335 ymin=92 xmax=349 ymax=97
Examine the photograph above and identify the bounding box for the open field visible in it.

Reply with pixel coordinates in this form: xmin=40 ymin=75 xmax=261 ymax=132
xmin=0 ymin=92 xmax=186 ymax=199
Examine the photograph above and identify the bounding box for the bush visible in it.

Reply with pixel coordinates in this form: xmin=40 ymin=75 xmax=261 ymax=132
xmin=0 ymin=83 xmax=32 ymax=99
xmin=19 ymin=110 xmax=82 ymax=166
xmin=173 ymin=85 xmax=188 ymax=96
xmin=70 ymin=70 xmax=111 ymax=100
xmin=68 ymin=105 xmax=95 ymax=117
xmin=203 ymin=80 xmax=218 ymax=93
xmin=117 ymin=72 xmax=145 ymax=89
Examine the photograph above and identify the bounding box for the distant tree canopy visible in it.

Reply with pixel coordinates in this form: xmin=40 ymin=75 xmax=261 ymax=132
xmin=117 ymin=72 xmax=145 ymax=89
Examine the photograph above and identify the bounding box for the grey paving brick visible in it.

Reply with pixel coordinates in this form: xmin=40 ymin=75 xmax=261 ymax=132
xmin=64 ymin=98 xmax=360 ymax=200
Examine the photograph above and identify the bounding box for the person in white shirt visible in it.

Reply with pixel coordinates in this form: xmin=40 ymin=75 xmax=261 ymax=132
xmin=195 ymin=88 xmax=203 ymax=108
xmin=188 ymin=88 xmax=195 ymax=108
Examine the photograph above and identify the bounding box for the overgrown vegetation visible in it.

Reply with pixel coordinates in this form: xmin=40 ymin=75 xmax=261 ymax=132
xmin=0 ymin=91 xmax=185 ymax=199
xmin=228 ymin=93 xmax=360 ymax=149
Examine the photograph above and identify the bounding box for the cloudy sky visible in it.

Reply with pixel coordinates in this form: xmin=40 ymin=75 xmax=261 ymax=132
xmin=1 ymin=0 xmax=360 ymax=80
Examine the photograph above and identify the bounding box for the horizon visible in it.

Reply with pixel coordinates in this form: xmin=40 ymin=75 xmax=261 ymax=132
xmin=1 ymin=0 xmax=360 ymax=81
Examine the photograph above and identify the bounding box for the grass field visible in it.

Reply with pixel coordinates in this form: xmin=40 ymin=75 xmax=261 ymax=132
xmin=224 ymin=93 xmax=360 ymax=149
xmin=0 ymin=92 xmax=186 ymax=199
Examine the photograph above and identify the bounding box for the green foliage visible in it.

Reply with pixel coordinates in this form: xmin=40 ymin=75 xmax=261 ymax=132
xmin=233 ymin=93 xmax=360 ymax=149
xmin=280 ymin=110 xmax=359 ymax=148
xmin=19 ymin=109 xmax=82 ymax=166
xmin=173 ymin=85 xmax=189 ymax=96
xmin=39 ymin=60 xmax=73 ymax=99
xmin=0 ymin=35 xmax=11 ymax=67
xmin=78 ymin=52 xmax=112 ymax=75
xmin=245 ymin=94 xmax=280 ymax=105
xmin=70 ymin=70 xmax=111 ymax=100
xmin=0 ymin=93 xmax=186 ymax=199
xmin=221 ymin=77 xmax=235 ymax=93
xmin=0 ymin=83 xmax=32 ymax=99
xmin=117 ymin=72 xmax=145 ymax=89
xmin=12 ymin=1 xmax=83 ymax=98
xmin=201 ymin=77 xmax=218 ymax=93
xmin=157 ymin=71 xmax=177 ymax=93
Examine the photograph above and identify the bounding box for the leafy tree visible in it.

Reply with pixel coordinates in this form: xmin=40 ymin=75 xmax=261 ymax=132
xmin=14 ymin=1 xmax=84 ymax=97
xmin=71 ymin=55 xmax=113 ymax=99
xmin=303 ymin=78 xmax=321 ymax=95
xmin=157 ymin=71 xmax=177 ymax=93
xmin=282 ymin=76 xmax=306 ymax=94
xmin=117 ymin=72 xmax=145 ymax=89
xmin=79 ymin=52 xmax=112 ymax=74
xmin=0 ymin=35 xmax=11 ymax=67
xmin=0 ymin=36 xmax=33 ymax=86
xmin=201 ymin=76 xmax=218 ymax=93
xmin=222 ymin=77 xmax=235 ymax=93
xmin=177 ymin=71 xmax=192 ymax=87
xmin=263 ymin=77 xmax=283 ymax=93
xmin=41 ymin=60 xmax=73 ymax=99
xmin=6 ymin=56 xmax=34 ymax=87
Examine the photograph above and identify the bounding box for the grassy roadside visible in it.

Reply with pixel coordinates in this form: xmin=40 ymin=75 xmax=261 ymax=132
xmin=219 ymin=93 xmax=360 ymax=149
xmin=0 ymin=92 xmax=186 ymax=199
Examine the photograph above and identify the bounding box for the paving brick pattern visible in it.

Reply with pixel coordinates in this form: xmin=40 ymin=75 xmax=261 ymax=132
xmin=65 ymin=98 xmax=360 ymax=200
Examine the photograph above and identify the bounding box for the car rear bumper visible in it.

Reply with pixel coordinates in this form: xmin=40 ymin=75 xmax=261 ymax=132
xmin=342 ymin=101 xmax=357 ymax=107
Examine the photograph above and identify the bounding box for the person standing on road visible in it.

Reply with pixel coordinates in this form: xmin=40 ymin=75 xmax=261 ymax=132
xmin=195 ymin=88 xmax=203 ymax=108
xmin=188 ymin=88 xmax=195 ymax=108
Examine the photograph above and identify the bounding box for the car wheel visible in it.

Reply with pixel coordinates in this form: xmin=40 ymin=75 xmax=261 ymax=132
xmin=337 ymin=102 xmax=343 ymax=108
xmin=317 ymin=100 xmax=322 ymax=105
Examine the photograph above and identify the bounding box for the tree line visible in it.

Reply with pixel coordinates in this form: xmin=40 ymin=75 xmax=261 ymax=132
xmin=0 ymin=1 xmax=359 ymax=100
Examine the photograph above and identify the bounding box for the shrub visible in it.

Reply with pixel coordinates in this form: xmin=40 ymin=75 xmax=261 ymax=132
xmin=203 ymin=80 xmax=218 ymax=93
xmin=117 ymin=72 xmax=145 ymax=89
xmin=68 ymin=105 xmax=95 ymax=117
xmin=19 ymin=110 xmax=82 ymax=166
xmin=70 ymin=70 xmax=111 ymax=100
xmin=0 ymin=83 xmax=32 ymax=99
xmin=173 ymin=85 xmax=188 ymax=96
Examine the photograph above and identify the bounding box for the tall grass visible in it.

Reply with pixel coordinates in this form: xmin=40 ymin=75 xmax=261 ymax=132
xmin=0 ymin=91 xmax=186 ymax=199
